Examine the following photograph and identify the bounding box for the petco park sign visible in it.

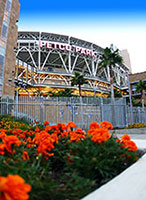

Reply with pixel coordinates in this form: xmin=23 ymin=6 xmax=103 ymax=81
xmin=40 ymin=41 xmax=97 ymax=58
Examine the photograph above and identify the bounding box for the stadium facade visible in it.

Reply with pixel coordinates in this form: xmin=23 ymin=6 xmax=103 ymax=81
xmin=15 ymin=31 xmax=129 ymax=97
xmin=0 ymin=0 xmax=20 ymax=98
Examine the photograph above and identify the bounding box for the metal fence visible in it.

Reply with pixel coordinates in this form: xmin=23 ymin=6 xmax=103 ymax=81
xmin=0 ymin=96 xmax=146 ymax=129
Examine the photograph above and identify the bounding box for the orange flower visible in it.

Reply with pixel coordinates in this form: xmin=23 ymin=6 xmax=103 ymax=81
xmin=35 ymin=127 xmax=40 ymax=132
xmin=33 ymin=131 xmax=57 ymax=159
xmin=44 ymin=121 xmax=49 ymax=126
xmin=116 ymin=138 xmax=121 ymax=143
xmin=57 ymin=123 xmax=68 ymax=132
xmin=23 ymin=151 xmax=29 ymax=161
xmin=70 ymin=129 xmax=85 ymax=142
xmin=0 ymin=144 xmax=6 ymax=155
xmin=0 ymin=174 xmax=31 ymax=200
xmin=89 ymin=122 xmax=100 ymax=129
xmin=3 ymin=135 xmax=21 ymax=154
xmin=90 ymin=128 xmax=111 ymax=143
xmin=123 ymin=140 xmax=138 ymax=151
xmin=121 ymin=134 xmax=131 ymax=142
xmin=67 ymin=121 xmax=76 ymax=129
xmin=120 ymin=134 xmax=138 ymax=151
xmin=0 ymin=132 xmax=7 ymax=140
xmin=100 ymin=121 xmax=113 ymax=130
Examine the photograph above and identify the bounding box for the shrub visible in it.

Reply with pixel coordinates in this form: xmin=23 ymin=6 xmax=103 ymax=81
xmin=0 ymin=118 xmax=139 ymax=200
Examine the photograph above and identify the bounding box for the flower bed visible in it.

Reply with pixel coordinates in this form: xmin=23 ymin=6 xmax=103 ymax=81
xmin=125 ymin=123 xmax=146 ymax=129
xmin=0 ymin=116 xmax=139 ymax=200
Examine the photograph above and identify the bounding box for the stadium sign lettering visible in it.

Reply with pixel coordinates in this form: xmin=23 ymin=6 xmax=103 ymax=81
xmin=40 ymin=41 xmax=97 ymax=58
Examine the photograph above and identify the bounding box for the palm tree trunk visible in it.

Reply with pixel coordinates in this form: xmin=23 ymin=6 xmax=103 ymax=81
xmin=141 ymin=89 xmax=145 ymax=109
xmin=79 ymin=85 xmax=82 ymax=97
xmin=110 ymin=69 xmax=114 ymax=100
xmin=110 ymin=68 xmax=115 ymax=127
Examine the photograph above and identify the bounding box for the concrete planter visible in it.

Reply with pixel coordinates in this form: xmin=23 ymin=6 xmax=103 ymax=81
xmin=111 ymin=128 xmax=146 ymax=135
xmin=82 ymin=153 xmax=146 ymax=200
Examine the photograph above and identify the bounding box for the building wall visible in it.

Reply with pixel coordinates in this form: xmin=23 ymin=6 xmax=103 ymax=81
xmin=129 ymin=71 xmax=146 ymax=102
xmin=0 ymin=0 xmax=20 ymax=99
xmin=121 ymin=49 xmax=132 ymax=73
xmin=129 ymin=71 xmax=146 ymax=83
xmin=0 ymin=0 xmax=6 ymax=33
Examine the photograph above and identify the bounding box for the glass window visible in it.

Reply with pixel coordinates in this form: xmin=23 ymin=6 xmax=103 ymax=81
xmin=6 ymin=0 xmax=11 ymax=12
xmin=0 ymin=55 xmax=4 ymax=67
xmin=1 ymin=24 xmax=8 ymax=38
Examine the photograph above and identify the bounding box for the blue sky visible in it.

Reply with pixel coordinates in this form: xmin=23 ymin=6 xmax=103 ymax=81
xmin=18 ymin=0 xmax=146 ymax=73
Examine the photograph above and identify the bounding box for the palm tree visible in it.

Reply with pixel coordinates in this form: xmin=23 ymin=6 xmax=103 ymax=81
xmin=135 ymin=80 xmax=146 ymax=107
xmin=71 ymin=72 xmax=88 ymax=96
xmin=99 ymin=47 xmax=123 ymax=99
xmin=108 ymin=88 xmax=122 ymax=98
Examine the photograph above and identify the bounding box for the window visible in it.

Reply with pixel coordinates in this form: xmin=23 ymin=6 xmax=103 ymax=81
xmin=1 ymin=24 xmax=8 ymax=38
xmin=0 ymin=55 xmax=4 ymax=67
xmin=6 ymin=0 xmax=11 ymax=12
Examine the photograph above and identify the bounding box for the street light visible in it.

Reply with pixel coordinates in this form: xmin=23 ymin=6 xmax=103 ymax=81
xmin=126 ymin=71 xmax=133 ymax=124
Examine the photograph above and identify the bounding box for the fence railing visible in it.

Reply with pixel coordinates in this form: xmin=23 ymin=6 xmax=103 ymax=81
xmin=0 ymin=96 xmax=146 ymax=129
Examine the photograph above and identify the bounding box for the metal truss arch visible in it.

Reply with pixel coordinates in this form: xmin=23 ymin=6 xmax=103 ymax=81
xmin=15 ymin=31 xmax=129 ymax=95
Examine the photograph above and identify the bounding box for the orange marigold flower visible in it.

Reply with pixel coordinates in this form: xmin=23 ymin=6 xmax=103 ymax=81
xmin=57 ymin=123 xmax=68 ymax=132
xmin=70 ymin=129 xmax=85 ymax=143
xmin=35 ymin=127 xmax=40 ymax=132
xmin=67 ymin=121 xmax=76 ymax=129
xmin=33 ymin=131 xmax=56 ymax=159
xmin=44 ymin=121 xmax=49 ymax=126
xmin=0 ymin=174 xmax=31 ymax=200
xmin=89 ymin=122 xmax=100 ymax=129
xmin=3 ymin=135 xmax=21 ymax=154
xmin=0 ymin=144 xmax=6 ymax=155
xmin=121 ymin=134 xmax=131 ymax=142
xmin=90 ymin=128 xmax=111 ymax=143
xmin=44 ymin=126 xmax=52 ymax=133
xmin=23 ymin=151 xmax=29 ymax=161
xmin=26 ymin=137 xmax=31 ymax=143
xmin=100 ymin=121 xmax=113 ymax=130
xmin=116 ymin=138 xmax=121 ymax=143
xmin=75 ymin=128 xmax=85 ymax=135
xmin=123 ymin=140 xmax=138 ymax=151
xmin=60 ymin=131 xmax=69 ymax=138
xmin=27 ymin=144 xmax=32 ymax=148
xmin=0 ymin=132 xmax=7 ymax=140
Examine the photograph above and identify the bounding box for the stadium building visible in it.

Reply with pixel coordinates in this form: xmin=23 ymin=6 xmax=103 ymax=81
xmin=15 ymin=31 xmax=129 ymax=97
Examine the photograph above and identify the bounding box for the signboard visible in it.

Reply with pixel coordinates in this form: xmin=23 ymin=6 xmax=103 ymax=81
xmin=40 ymin=41 xmax=97 ymax=58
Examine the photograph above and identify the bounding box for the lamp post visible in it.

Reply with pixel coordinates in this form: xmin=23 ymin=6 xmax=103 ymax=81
xmin=127 ymin=71 xmax=133 ymax=124
xmin=8 ymin=79 xmax=28 ymax=117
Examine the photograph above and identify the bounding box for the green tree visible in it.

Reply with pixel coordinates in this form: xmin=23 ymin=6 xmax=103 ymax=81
xmin=57 ymin=88 xmax=73 ymax=97
xmin=108 ymin=88 xmax=122 ymax=98
xmin=71 ymin=72 xmax=88 ymax=96
xmin=48 ymin=88 xmax=73 ymax=97
xmin=99 ymin=47 xmax=123 ymax=99
xmin=135 ymin=80 xmax=146 ymax=107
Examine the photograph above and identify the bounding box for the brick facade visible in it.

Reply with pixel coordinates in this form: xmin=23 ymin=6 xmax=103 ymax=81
xmin=129 ymin=71 xmax=146 ymax=103
xmin=129 ymin=71 xmax=146 ymax=83
xmin=0 ymin=0 xmax=20 ymax=99
xmin=0 ymin=0 xmax=6 ymax=32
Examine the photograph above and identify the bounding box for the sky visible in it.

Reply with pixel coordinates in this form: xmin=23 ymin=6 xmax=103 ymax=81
xmin=18 ymin=0 xmax=146 ymax=73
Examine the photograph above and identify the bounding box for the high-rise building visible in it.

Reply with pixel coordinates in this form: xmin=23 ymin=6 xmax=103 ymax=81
xmin=0 ymin=0 xmax=20 ymax=99
xmin=121 ymin=49 xmax=132 ymax=73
